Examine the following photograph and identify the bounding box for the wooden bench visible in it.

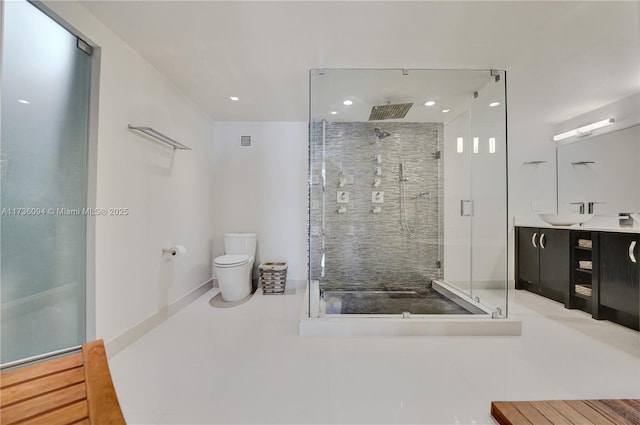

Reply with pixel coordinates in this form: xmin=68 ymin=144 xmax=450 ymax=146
xmin=1 ymin=339 xmax=126 ymax=424
xmin=492 ymin=399 xmax=640 ymax=425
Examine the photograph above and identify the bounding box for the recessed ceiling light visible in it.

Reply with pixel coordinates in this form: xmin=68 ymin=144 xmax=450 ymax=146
xmin=331 ymin=111 xmax=337 ymax=115
xmin=489 ymin=102 xmax=500 ymax=107
xmin=230 ymin=96 xmax=239 ymax=101
xmin=424 ymin=101 xmax=436 ymax=106
xmin=343 ymin=100 xmax=353 ymax=106
xmin=17 ymin=99 xmax=30 ymax=104
xmin=442 ymin=109 xmax=450 ymax=113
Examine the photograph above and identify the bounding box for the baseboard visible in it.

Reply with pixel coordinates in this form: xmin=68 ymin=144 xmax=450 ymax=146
xmin=105 ymin=279 xmax=213 ymax=358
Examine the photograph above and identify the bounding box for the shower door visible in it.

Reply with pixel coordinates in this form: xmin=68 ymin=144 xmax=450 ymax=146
xmin=468 ymin=73 xmax=508 ymax=316
xmin=443 ymin=72 xmax=508 ymax=315
xmin=1 ymin=0 xmax=92 ymax=364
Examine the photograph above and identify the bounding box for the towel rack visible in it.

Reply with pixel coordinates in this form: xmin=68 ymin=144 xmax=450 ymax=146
xmin=523 ymin=161 xmax=547 ymax=165
xmin=128 ymin=125 xmax=192 ymax=150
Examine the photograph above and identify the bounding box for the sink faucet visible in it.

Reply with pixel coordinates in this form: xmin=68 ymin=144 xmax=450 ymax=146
xmin=587 ymin=202 xmax=604 ymax=214
xmin=570 ymin=202 xmax=585 ymax=214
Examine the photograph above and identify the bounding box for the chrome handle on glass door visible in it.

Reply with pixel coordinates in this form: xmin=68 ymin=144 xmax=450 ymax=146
xmin=531 ymin=232 xmax=538 ymax=248
xmin=629 ymin=240 xmax=637 ymax=263
xmin=460 ymin=200 xmax=473 ymax=217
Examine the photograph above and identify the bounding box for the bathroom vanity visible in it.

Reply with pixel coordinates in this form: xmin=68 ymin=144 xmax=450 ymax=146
xmin=516 ymin=224 xmax=640 ymax=331
xmin=516 ymin=116 xmax=640 ymax=331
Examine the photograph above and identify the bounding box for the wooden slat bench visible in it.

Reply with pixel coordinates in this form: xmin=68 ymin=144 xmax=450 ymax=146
xmin=492 ymin=399 xmax=640 ymax=425
xmin=1 ymin=339 xmax=126 ymax=425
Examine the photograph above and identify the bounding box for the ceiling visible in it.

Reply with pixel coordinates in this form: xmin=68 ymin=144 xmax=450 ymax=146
xmin=309 ymin=69 xmax=497 ymax=123
xmin=79 ymin=1 xmax=640 ymax=130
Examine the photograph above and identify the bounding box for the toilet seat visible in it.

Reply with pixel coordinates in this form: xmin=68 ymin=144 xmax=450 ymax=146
xmin=214 ymin=254 xmax=249 ymax=268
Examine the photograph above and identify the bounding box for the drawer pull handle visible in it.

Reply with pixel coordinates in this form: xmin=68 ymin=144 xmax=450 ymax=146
xmin=629 ymin=240 xmax=637 ymax=263
xmin=532 ymin=232 xmax=538 ymax=248
xmin=540 ymin=233 xmax=546 ymax=249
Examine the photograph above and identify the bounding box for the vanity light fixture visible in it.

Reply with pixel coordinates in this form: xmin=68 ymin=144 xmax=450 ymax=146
xmin=424 ymin=100 xmax=436 ymax=106
xmin=230 ymin=96 xmax=239 ymax=101
xmin=473 ymin=137 xmax=479 ymax=153
xmin=343 ymin=100 xmax=353 ymax=106
xmin=456 ymin=137 xmax=464 ymax=153
xmin=489 ymin=137 xmax=496 ymax=153
xmin=577 ymin=118 xmax=615 ymax=134
xmin=553 ymin=118 xmax=615 ymax=142
xmin=489 ymin=102 xmax=500 ymax=107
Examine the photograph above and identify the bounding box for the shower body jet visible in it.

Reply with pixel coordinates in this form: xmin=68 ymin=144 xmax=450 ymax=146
xmin=374 ymin=128 xmax=391 ymax=140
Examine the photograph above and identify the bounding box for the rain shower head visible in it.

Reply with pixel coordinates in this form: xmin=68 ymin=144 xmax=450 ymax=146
xmin=374 ymin=128 xmax=391 ymax=139
xmin=369 ymin=102 xmax=413 ymax=120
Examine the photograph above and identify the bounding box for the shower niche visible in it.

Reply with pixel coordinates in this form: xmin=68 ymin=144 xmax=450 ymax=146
xmin=307 ymin=69 xmax=511 ymax=331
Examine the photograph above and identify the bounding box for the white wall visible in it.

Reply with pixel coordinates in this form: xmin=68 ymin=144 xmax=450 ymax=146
xmin=43 ymin=1 xmax=216 ymax=344
xmin=212 ymin=122 xmax=308 ymax=283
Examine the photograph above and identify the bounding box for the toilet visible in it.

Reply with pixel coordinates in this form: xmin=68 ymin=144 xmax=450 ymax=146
xmin=214 ymin=233 xmax=257 ymax=302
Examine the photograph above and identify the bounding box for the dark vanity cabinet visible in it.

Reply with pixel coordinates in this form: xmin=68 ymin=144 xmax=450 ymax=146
xmin=597 ymin=232 xmax=640 ymax=330
xmin=516 ymin=227 xmax=570 ymax=305
xmin=516 ymin=226 xmax=640 ymax=331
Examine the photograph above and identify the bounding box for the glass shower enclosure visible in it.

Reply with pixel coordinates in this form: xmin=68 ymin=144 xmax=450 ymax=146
xmin=308 ymin=69 xmax=507 ymax=320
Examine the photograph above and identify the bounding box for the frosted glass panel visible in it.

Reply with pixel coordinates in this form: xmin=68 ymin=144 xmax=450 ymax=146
xmin=1 ymin=0 xmax=91 ymax=363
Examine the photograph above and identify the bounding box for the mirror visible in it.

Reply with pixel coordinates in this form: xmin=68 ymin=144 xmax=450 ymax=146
xmin=557 ymin=124 xmax=640 ymax=216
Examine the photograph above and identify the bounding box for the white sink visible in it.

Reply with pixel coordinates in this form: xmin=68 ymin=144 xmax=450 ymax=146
xmin=539 ymin=213 xmax=594 ymax=226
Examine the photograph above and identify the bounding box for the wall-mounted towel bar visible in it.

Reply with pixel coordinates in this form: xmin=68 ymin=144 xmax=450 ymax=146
xmin=523 ymin=161 xmax=547 ymax=165
xmin=128 ymin=125 xmax=191 ymax=150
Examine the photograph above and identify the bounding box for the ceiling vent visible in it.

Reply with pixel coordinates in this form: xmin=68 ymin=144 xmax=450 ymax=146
xmin=369 ymin=103 xmax=413 ymax=121
xmin=240 ymin=135 xmax=252 ymax=147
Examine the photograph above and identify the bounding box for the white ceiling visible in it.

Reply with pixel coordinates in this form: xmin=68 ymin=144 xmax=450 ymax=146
xmin=309 ymin=69 xmax=496 ymax=123
xmin=79 ymin=1 xmax=640 ymax=128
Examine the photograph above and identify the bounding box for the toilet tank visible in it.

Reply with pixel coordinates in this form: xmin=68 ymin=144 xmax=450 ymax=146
xmin=224 ymin=233 xmax=257 ymax=257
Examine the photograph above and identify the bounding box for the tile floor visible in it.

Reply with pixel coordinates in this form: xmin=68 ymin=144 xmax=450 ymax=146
xmin=109 ymin=287 xmax=640 ymax=425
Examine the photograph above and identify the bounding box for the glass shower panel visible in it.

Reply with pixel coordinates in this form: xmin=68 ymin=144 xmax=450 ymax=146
xmin=1 ymin=0 xmax=91 ymax=363
xmin=468 ymin=72 xmax=508 ymax=315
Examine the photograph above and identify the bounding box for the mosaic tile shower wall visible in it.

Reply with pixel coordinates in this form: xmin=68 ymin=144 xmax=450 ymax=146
xmin=310 ymin=121 xmax=444 ymax=289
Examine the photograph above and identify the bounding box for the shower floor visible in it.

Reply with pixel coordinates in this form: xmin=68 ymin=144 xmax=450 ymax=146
xmin=322 ymin=287 xmax=473 ymax=315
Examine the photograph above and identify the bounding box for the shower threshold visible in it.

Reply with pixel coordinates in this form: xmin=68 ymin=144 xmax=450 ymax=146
xmin=299 ymin=280 xmax=521 ymax=336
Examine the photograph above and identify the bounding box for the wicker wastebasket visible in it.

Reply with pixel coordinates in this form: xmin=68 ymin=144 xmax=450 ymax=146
xmin=259 ymin=262 xmax=288 ymax=294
